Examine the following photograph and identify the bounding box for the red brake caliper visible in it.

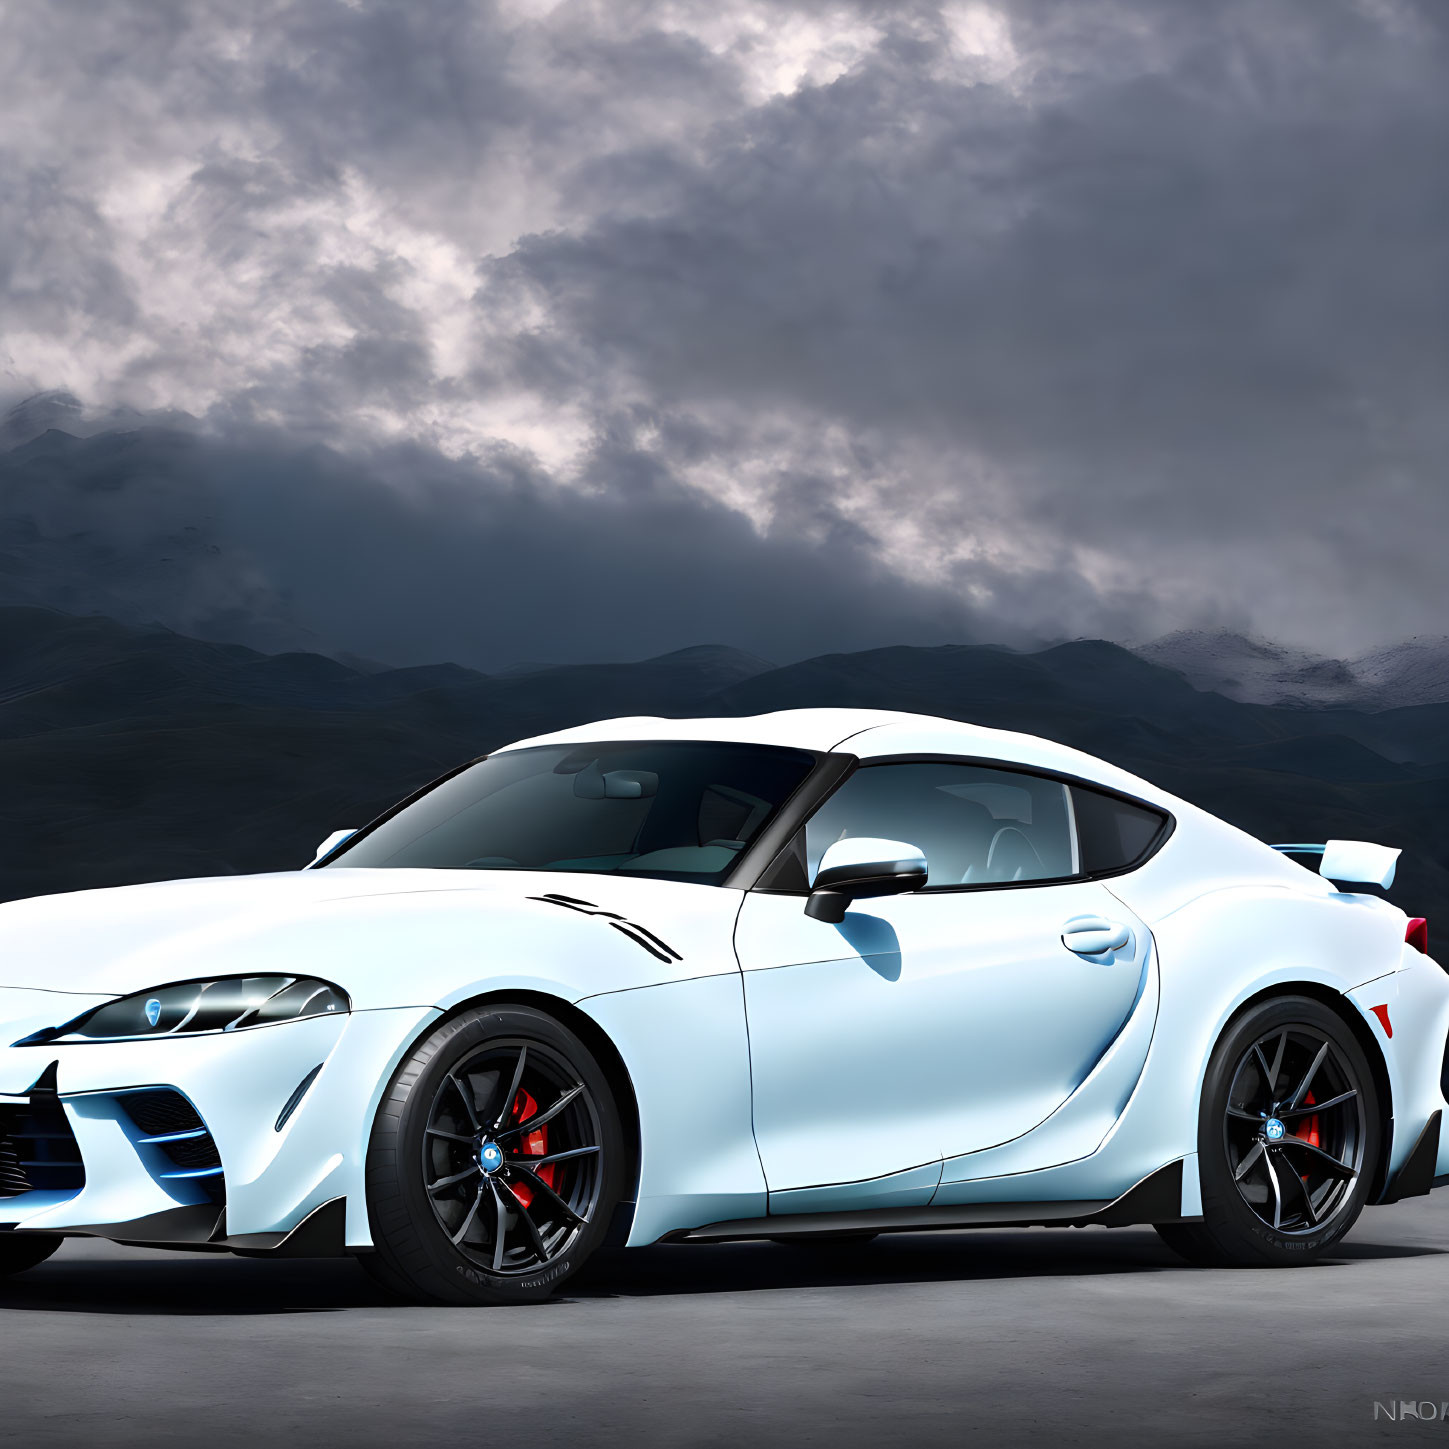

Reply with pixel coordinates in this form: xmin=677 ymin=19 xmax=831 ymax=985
xmin=1293 ymin=1090 xmax=1320 ymax=1179
xmin=507 ymin=1088 xmax=557 ymax=1210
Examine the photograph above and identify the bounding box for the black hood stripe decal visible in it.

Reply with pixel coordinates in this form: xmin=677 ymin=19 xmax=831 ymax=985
xmin=528 ymin=894 xmax=684 ymax=964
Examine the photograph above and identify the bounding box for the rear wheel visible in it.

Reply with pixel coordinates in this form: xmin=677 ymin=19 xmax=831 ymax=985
xmin=1156 ymin=995 xmax=1380 ymax=1267
xmin=0 ymin=1233 xmax=61 ymax=1276
xmin=362 ymin=1004 xmax=627 ymax=1305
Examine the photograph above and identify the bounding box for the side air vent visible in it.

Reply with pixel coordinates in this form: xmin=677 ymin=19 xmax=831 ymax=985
xmin=122 ymin=1090 xmax=206 ymax=1137
xmin=0 ymin=1100 xmax=86 ymax=1198
xmin=118 ymin=1089 xmax=224 ymax=1204
xmin=160 ymin=1134 xmax=225 ymax=1170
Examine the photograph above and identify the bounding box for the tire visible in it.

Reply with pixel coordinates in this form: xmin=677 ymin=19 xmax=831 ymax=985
xmin=0 ymin=1233 xmax=62 ymax=1277
xmin=362 ymin=1004 xmax=627 ymax=1306
xmin=1155 ymin=995 xmax=1381 ymax=1268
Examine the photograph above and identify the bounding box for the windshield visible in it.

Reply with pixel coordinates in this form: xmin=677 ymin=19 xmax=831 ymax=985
xmin=326 ymin=741 xmax=817 ymax=884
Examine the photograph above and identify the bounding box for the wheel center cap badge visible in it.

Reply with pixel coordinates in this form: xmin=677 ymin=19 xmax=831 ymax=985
xmin=1264 ymin=1117 xmax=1286 ymax=1142
xmin=479 ymin=1142 xmax=504 ymax=1173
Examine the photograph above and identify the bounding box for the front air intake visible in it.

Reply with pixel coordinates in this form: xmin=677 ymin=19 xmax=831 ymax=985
xmin=0 ymin=1100 xmax=86 ymax=1198
xmin=121 ymin=1089 xmax=208 ymax=1138
xmin=0 ymin=1128 xmax=26 ymax=1196
xmin=118 ymin=1089 xmax=224 ymax=1204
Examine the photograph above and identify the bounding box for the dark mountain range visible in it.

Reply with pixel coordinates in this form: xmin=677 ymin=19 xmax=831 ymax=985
xmin=1 ymin=606 xmax=1445 ymax=935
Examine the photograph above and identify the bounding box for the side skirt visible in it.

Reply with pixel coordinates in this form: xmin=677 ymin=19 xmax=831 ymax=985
xmin=668 ymin=1160 xmax=1191 ymax=1243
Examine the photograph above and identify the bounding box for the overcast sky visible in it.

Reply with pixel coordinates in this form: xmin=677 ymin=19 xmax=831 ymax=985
xmin=1 ymin=0 xmax=1446 ymax=665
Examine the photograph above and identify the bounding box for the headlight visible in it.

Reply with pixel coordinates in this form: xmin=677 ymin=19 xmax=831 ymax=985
xmin=18 ymin=975 xmax=350 ymax=1044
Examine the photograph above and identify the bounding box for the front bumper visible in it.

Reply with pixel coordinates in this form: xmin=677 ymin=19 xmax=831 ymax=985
xmin=0 ymin=988 xmax=438 ymax=1251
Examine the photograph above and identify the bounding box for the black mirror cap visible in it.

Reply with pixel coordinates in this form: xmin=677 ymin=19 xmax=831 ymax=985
xmin=804 ymin=889 xmax=850 ymax=924
xmin=812 ymin=858 xmax=928 ymax=897
xmin=803 ymin=859 xmax=928 ymax=922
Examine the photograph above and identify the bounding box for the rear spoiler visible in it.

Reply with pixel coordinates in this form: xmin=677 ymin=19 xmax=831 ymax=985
xmin=1271 ymin=840 xmax=1401 ymax=890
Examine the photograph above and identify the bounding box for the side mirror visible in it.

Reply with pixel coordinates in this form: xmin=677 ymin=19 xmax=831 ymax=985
xmin=805 ymin=837 xmax=928 ymax=924
xmin=311 ymin=829 xmax=356 ymax=866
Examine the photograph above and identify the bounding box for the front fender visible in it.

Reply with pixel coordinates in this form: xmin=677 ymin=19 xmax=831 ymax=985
xmin=146 ymin=879 xmax=747 ymax=1012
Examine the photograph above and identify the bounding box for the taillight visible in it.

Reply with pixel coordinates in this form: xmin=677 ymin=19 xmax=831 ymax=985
xmin=1406 ymin=917 xmax=1429 ymax=954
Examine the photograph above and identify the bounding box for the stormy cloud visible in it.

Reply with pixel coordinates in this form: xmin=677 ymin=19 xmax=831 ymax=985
xmin=2 ymin=0 xmax=1445 ymax=662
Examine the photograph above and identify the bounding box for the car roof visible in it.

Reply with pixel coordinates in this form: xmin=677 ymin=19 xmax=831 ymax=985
xmin=498 ymin=708 xmax=1175 ymax=807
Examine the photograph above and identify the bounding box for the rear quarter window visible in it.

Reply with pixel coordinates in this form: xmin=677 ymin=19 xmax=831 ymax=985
xmin=1071 ymin=786 xmax=1170 ymax=874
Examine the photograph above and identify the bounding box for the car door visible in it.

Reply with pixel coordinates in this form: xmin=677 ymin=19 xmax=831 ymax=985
xmin=734 ymin=759 xmax=1152 ymax=1210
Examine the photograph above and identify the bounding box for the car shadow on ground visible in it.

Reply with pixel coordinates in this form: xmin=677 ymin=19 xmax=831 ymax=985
xmin=567 ymin=1228 xmax=1445 ymax=1299
xmin=0 ymin=1227 xmax=1441 ymax=1316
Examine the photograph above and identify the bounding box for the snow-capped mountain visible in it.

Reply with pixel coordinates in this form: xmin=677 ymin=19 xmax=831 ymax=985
xmin=1349 ymin=638 xmax=1449 ymax=710
xmin=1134 ymin=629 xmax=1449 ymax=710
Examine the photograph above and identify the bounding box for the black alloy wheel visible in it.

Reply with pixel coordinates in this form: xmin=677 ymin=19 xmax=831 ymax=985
xmin=363 ymin=1004 xmax=626 ymax=1305
xmin=1156 ymin=995 xmax=1380 ymax=1267
xmin=1221 ymin=1024 xmax=1367 ymax=1235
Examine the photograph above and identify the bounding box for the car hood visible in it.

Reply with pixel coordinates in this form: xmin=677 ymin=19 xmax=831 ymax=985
xmin=0 ymin=868 xmax=731 ymax=1007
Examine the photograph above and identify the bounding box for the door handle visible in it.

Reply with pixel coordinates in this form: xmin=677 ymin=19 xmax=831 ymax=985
xmin=1061 ymin=915 xmax=1132 ymax=956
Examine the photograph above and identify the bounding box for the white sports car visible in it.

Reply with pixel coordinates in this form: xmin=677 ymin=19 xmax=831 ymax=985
xmin=1 ymin=709 xmax=1445 ymax=1304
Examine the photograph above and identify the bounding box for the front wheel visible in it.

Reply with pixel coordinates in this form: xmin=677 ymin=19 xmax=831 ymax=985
xmin=362 ymin=1004 xmax=627 ymax=1305
xmin=1156 ymin=995 xmax=1380 ymax=1267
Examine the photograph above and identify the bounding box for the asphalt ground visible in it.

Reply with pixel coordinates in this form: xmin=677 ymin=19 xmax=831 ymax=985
xmin=3 ymin=1193 xmax=1448 ymax=1448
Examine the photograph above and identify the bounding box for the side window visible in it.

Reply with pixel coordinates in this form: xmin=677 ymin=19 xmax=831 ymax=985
xmin=1070 ymin=786 xmax=1169 ymax=874
xmin=804 ymin=762 xmax=1078 ymax=889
